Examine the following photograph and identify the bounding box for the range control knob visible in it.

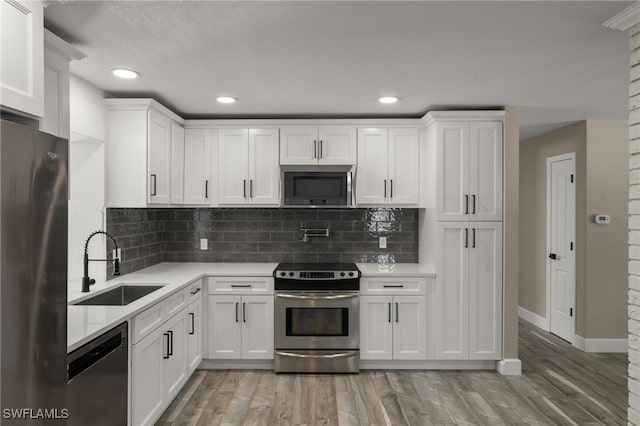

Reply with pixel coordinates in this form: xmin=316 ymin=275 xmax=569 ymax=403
xmin=348 ymin=272 xmax=354 ymax=277
xmin=340 ymin=272 xmax=346 ymax=277
xmin=289 ymin=272 xmax=295 ymax=277
xmin=280 ymin=272 xmax=286 ymax=277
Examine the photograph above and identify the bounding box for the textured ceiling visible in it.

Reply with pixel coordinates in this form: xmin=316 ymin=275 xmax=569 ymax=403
xmin=44 ymin=1 xmax=633 ymax=140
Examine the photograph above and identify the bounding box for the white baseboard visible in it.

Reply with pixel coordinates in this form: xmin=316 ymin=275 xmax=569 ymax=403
xmin=518 ymin=306 xmax=549 ymax=330
xmin=496 ymin=359 xmax=522 ymax=376
xmin=573 ymin=335 xmax=627 ymax=353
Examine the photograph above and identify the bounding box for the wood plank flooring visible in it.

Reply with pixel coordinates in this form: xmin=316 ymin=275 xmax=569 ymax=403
xmin=157 ymin=319 xmax=628 ymax=425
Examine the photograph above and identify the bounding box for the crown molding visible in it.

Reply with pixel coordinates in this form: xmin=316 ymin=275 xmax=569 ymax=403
xmin=603 ymin=3 xmax=640 ymax=32
xmin=44 ymin=29 xmax=86 ymax=62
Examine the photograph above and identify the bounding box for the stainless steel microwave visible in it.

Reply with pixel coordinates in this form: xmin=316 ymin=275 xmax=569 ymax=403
xmin=282 ymin=171 xmax=353 ymax=207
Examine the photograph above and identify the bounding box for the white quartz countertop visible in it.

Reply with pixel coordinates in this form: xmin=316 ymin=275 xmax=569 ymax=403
xmin=67 ymin=262 xmax=433 ymax=352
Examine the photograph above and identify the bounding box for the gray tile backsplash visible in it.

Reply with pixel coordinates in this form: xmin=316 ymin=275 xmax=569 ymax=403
xmin=106 ymin=208 xmax=418 ymax=276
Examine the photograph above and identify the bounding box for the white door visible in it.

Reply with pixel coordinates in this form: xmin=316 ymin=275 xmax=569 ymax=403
xmin=437 ymin=122 xmax=470 ymax=221
xmin=279 ymin=127 xmax=317 ymax=165
xmin=248 ymin=128 xmax=280 ymax=205
xmin=170 ymin=122 xmax=185 ymax=204
xmin=184 ymin=128 xmax=212 ymax=205
xmin=356 ymin=128 xmax=388 ymax=205
xmin=360 ymin=295 xmax=393 ymax=360
xmin=217 ymin=129 xmax=249 ymax=205
xmin=241 ymin=295 xmax=274 ymax=359
xmin=547 ymin=154 xmax=576 ymax=343
xmin=187 ymin=299 xmax=203 ymax=375
xmin=393 ymin=295 xmax=426 ymax=360
xmin=435 ymin=222 xmax=469 ymax=359
xmin=318 ymin=127 xmax=357 ymax=165
xmin=132 ymin=328 xmax=164 ymax=426
xmin=469 ymin=122 xmax=503 ymax=221
xmin=208 ymin=295 xmax=242 ymax=359
xmin=162 ymin=311 xmax=188 ymax=402
xmin=388 ymin=128 xmax=420 ymax=205
xmin=148 ymin=109 xmax=172 ymax=204
xmin=468 ymin=222 xmax=502 ymax=360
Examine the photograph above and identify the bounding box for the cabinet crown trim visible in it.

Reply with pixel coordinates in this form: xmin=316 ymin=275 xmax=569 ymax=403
xmin=421 ymin=111 xmax=505 ymax=126
xmin=44 ymin=29 xmax=86 ymax=61
xmin=105 ymin=98 xmax=184 ymax=124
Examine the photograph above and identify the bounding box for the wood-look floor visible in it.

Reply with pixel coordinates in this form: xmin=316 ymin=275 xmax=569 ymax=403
xmin=157 ymin=320 xmax=628 ymax=425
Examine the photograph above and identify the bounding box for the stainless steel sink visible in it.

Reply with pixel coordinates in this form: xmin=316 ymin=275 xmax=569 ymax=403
xmin=73 ymin=285 xmax=163 ymax=306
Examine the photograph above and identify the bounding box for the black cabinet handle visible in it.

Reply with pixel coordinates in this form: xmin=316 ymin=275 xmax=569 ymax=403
xmin=205 ymin=180 xmax=209 ymax=199
xmin=150 ymin=174 xmax=157 ymax=196
xmin=235 ymin=302 xmax=239 ymax=322
xmin=167 ymin=330 xmax=173 ymax=356
xmin=472 ymin=228 xmax=476 ymax=248
xmin=390 ymin=180 xmax=394 ymax=198
xmin=549 ymin=253 xmax=557 ymax=260
xmin=388 ymin=302 xmax=392 ymax=323
xmin=250 ymin=180 xmax=253 ymax=198
xmin=464 ymin=194 xmax=469 ymax=214
xmin=243 ymin=302 xmax=247 ymax=323
xmin=395 ymin=302 xmax=399 ymax=323
xmin=472 ymin=195 xmax=476 ymax=215
xmin=320 ymin=140 xmax=323 ymax=159
xmin=464 ymin=228 xmax=469 ymax=248
xmin=190 ymin=288 xmax=201 ymax=295
xmin=313 ymin=140 xmax=317 ymax=159
xmin=163 ymin=332 xmax=170 ymax=359
xmin=384 ymin=180 xmax=387 ymax=198
xmin=383 ymin=285 xmax=404 ymax=288
xmin=189 ymin=312 xmax=195 ymax=335
xmin=243 ymin=179 xmax=247 ymax=198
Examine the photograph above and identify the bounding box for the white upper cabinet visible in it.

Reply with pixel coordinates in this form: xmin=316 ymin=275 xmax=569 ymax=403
xmin=1 ymin=0 xmax=44 ymax=117
xmin=218 ymin=128 xmax=279 ymax=206
xmin=106 ymin=99 xmax=184 ymax=207
xmin=356 ymin=127 xmax=419 ymax=206
xmin=170 ymin=123 xmax=185 ymax=205
xmin=436 ymin=119 xmax=502 ymax=221
xmin=183 ymin=128 xmax=212 ymax=205
xmin=280 ymin=126 xmax=356 ymax=165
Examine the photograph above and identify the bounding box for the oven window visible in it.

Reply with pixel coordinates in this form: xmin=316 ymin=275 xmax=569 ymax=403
xmin=293 ymin=177 xmax=345 ymax=198
xmin=286 ymin=308 xmax=348 ymax=336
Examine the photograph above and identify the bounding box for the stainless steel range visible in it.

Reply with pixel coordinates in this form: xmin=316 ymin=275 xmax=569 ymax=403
xmin=274 ymin=263 xmax=360 ymax=373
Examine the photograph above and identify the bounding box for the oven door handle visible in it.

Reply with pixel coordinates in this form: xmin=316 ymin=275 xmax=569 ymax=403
xmin=275 ymin=351 xmax=358 ymax=359
xmin=275 ymin=293 xmax=359 ymax=300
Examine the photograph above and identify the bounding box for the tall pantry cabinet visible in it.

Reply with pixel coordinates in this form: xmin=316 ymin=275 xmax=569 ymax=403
xmin=426 ymin=111 xmax=504 ymax=361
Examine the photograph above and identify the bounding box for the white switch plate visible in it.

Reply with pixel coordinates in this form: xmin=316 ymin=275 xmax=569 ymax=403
xmin=200 ymin=238 xmax=208 ymax=250
xmin=594 ymin=214 xmax=611 ymax=224
xmin=379 ymin=236 xmax=387 ymax=249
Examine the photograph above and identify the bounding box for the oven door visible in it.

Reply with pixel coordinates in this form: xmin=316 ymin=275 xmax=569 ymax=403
xmin=274 ymin=292 xmax=359 ymax=350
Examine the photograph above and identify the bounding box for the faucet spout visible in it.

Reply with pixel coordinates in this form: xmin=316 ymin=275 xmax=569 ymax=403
xmin=82 ymin=230 xmax=120 ymax=293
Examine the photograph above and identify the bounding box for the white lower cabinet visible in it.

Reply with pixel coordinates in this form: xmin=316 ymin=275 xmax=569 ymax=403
xmin=208 ymin=295 xmax=274 ymax=360
xmin=360 ymin=278 xmax=430 ymax=361
xmin=186 ymin=297 xmax=203 ymax=375
xmin=132 ymin=309 xmax=187 ymax=426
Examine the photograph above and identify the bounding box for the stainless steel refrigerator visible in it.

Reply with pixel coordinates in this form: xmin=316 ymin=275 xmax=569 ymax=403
xmin=0 ymin=119 xmax=68 ymax=424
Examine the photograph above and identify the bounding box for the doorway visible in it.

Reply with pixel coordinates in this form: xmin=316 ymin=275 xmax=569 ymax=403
xmin=546 ymin=152 xmax=576 ymax=343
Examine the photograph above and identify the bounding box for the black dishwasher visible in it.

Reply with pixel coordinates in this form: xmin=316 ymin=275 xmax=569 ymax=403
xmin=67 ymin=322 xmax=128 ymax=425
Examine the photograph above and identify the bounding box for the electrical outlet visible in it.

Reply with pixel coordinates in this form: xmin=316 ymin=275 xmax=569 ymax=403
xmin=379 ymin=236 xmax=387 ymax=249
xmin=200 ymin=238 xmax=208 ymax=250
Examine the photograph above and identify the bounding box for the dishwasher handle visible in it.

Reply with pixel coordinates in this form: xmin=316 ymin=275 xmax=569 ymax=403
xmin=68 ymin=322 xmax=127 ymax=381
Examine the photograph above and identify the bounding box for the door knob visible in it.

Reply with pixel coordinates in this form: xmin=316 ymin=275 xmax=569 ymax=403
xmin=549 ymin=253 xmax=557 ymax=260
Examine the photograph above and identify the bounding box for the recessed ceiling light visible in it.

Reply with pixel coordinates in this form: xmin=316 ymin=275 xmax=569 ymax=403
xmin=111 ymin=68 xmax=139 ymax=79
xmin=216 ymin=96 xmax=237 ymax=104
xmin=379 ymin=96 xmax=399 ymax=104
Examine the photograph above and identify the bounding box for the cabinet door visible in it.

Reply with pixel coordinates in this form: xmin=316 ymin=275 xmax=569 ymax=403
xmin=162 ymin=311 xmax=188 ymax=403
xmin=435 ymin=222 xmax=469 ymax=359
xmin=241 ymin=295 xmax=274 ymax=359
xmin=42 ymin=43 xmax=70 ymax=138
xmin=148 ymin=109 xmax=172 ymax=204
xmin=469 ymin=122 xmax=503 ymax=221
xmin=388 ymin=128 xmax=420 ymax=205
xmin=437 ymin=122 xmax=470 ymax=221
xmin=356 ymin=128 xmax=388 ymax=205
xmin=187 ymin=298 xmax=203 ymax=375
xmin=208 ymin=295 xmax=242 ymax=359
xmin=318 ymin=127 xmax=357 ymax=165
xmin=248 ymin=128 xmax=280 ymax=205
xmin=217 ymin=129 xmax=249 ymax=205
xmin=1 ymin=0 xmax=44 ymax=117
xmin=132 ymin=328 xmax=164 ymax=426
xmin=170 ymin=122 xmax=185 ymax=204
xmin=184 ymin=128 xmax=212 ymax=205
xmin=280 ymin=127 xmax=317 ymax=165
xmin=468 ymin=222 xmax=502 ymax=360
xmin=393 ymin=295 xmax=426 ymax=360
xmin=360 ymin=295 xmax=393 ymax=360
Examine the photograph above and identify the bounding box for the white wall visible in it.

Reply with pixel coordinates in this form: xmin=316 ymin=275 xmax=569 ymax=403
xmin=68 ymin=75 xmax=107 ymax=285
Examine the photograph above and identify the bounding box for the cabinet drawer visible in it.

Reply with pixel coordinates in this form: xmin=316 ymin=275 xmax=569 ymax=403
xmin=187 ymin=280 xmax=203 ymax=302
xmin=208 ymin=277 xmax=274 ymax=294
xmin=132 ymin=303 xmax=164 ymax=344
xmin=163 ymin=289 xmax=188 ymax=319
xmin=360 ymin=278 xmax=427 ymax=295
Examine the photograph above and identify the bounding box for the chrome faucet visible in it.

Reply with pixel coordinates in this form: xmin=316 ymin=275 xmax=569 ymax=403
xmin=82 ymin=230 xmax=121 ymax=292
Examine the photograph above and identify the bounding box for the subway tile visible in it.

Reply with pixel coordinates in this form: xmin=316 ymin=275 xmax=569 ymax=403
xmin=293 ymin=210 xmax=318 ymax=221
xmin=223 ymin=209 xmax=248 ymax=221
xmin=236 ymin=222 xmax=258 ymax=231
xmin=223 ymin=232 xmax=248 ymax=242
xmin=247 ymin=232 xmax=271 ymax=242
xmin=246 ymin=209 xmax=271 ymax=221
xmin=209 ymin=242 xmax=236 ymax=253
xmin=270 ymin=232 xmax=297 ymax=242
xmin=210 ymin=221 xmax=236 ymax=231
xmin=257 ymin=221 xmax=282 ymax=231
xmin=270 ymin=209 xmax=295 ymax=221
xmin=176 ymin=252 xmax=198 ymax=262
